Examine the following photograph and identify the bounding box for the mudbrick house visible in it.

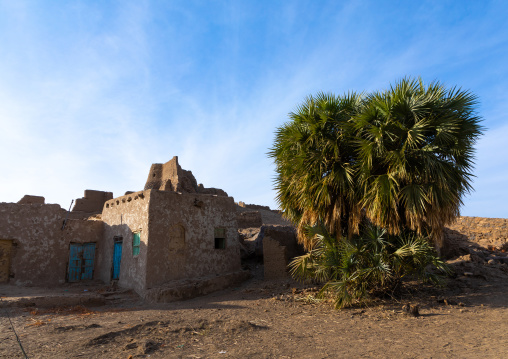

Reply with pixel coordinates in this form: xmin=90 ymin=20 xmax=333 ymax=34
xmin=3 ymin=156 xmax=504 ymax=303
xmin=0 ymin=157 xmax=248 ymax=301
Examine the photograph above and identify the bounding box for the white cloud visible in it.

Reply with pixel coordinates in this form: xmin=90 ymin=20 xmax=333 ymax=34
xmin=0 ymin=0 xmax=507 ymax=219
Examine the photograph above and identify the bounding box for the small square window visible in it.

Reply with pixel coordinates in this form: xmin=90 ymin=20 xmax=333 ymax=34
xmin=214 ymin=237 xmax=225 ymax=249
xmin=133 ymin=231 xmax=141 ymax=256
xmin=214 ymin=228 xmax=226 ymax=249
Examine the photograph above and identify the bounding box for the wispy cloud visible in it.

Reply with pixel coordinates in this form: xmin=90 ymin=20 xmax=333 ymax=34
xmin=1 ymin=0 xmax=507 ymax=218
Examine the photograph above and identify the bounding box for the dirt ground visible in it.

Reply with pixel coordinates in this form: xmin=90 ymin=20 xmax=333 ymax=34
xmin=2 ymin=237 xmax=508 ymax=358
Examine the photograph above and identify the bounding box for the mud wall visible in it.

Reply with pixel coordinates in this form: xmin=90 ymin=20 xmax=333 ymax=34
xmin=0 ymin=203 xmax=103 ymax=286
xmin=262 ymin=226 xmax=301 ymax=280
xmin=99 ymin=191 xmax=150 ymax=295
xmin=72 ymin=190 xmax=113 ymax=214
xmin=144 ymin=156 xmax=228 ymax=196
xmin=146 ymin=191 xmax=240 ymax=289
xmin=237 ymin=211 xmax=263 ymax=229
xmin=17 ymin=195 xmax=45 ymax=204
xmin=263 ymin=237 xmax=289 ymax=280
xmin=238 ymin=202 xmax=271 ymax=211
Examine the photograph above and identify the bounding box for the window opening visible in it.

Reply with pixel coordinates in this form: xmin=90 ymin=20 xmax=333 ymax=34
xmin=214 ymin=227 xmax=226 ymax=249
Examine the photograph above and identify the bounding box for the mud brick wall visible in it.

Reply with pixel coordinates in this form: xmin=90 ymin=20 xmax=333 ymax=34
xmin=100 ymin=191 xmax=151 ymax=294
xmin=238 ymin=202 xmax=271 ymax=211
xmin=263 ymin=237 xmax=289 ymax=280
xmin=144 ymin=156 xmax=228 ymax=196
xmin=237 ymin=211 xmax=263 ymax=229
xmin=445 ymin=217 xmax=508 ymax=246
xmin=263 ymin=226 xmax=302 ymax=280
xmin=146 ymin=190 xmax=240 ymax=289
xmin=0 ymin=202 xmax=103 ymax=286
xmin=17 ymin=195 xmax=45 ymax=204
xmin=72 ymin=190 xmax=113 ymax=214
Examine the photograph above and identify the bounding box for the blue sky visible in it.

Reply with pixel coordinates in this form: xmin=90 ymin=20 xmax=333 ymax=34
xmin=1 ymin=0 xmax=507 ymax=218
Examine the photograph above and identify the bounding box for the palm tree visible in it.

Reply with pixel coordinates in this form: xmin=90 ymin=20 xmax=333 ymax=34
xmin=268 ymin=92 xmax=364 ymax=249
xmin=354 ymin=78 xmax=483 ymax=251
xmin=270 ymin=78 xmax=483 ymax=252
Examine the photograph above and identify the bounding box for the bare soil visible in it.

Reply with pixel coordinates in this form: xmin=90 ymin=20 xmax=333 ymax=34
xmin=2 ymin=240 xmax=508 ymax=358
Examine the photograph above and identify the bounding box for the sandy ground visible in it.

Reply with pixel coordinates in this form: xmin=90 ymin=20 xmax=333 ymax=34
xmin=1 ymin=215 xmax=507 ymax=359
xmin=1 ymin=258 xmax=508 ymax=359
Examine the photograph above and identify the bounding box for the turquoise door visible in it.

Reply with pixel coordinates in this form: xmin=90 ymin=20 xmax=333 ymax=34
xmin=82 ymin=243 xmax=95 ymax=280
xmin=68 ymin=243 xmax=96 ymax=282
xmin=68 ymin=244 xmax=82 ymax=282
xmin=112 ymin=239 xmax=122 ymax=280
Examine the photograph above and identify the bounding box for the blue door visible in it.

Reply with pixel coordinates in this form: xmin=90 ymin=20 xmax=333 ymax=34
xmin=68 ymin=244 xmax=83 ymax=282
xmin=82 ymin=243 xmax=96 ymax=280
xmin=68 ymin=243 xmax=96 ymax=282
xmin=112 ymin=239 xmax=122 ymax=280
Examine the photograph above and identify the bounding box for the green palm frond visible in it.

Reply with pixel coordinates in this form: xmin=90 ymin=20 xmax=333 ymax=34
xmin=274 ymin=77 xmax=481 ymax=309
xmin=288 ymin=223 xmax=450 ymax=308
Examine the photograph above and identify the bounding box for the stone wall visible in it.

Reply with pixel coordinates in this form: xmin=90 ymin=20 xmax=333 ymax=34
xmin=0 ymin=202 xmax=103 ymax=286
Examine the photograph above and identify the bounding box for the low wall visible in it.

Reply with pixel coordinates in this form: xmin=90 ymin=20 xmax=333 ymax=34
xmin=144 ymin=270 xmax=250 ymax=303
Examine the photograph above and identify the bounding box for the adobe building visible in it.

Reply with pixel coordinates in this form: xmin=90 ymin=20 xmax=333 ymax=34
xmin=96 ymin=157 xmax=246 ymax=299
xmin=0 ymin=198 xmax=103 ymax=285
xmin=0 ymin=156 xmax=247 ymax=301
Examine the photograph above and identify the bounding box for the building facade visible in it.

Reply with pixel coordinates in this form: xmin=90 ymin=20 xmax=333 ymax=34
xmin=0 ymin=157 xmax=247 ymax=301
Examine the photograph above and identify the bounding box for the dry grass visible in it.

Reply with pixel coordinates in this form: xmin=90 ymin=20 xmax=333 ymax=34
xmin=25 ymin=304 xmax=97 ymax=317
xmin=26 ymin=318 xmax=49 ymax=327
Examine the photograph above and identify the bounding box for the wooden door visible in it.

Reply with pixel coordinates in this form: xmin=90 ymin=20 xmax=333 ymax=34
xmin=112 ymin=239 xmax=122 ymax=280
xmin=68 ymin=243 xmax=83 ymax=282
xmin=68 ymin=243 xmax=96 ymax=282
xmin=81 ymin=243 xmax=96 ymax=280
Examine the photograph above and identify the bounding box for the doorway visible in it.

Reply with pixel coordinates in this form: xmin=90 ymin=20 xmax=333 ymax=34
xmin=112 ymin=237 xmax=123 ymax=280
xmin=68 ymin=242 xmax=96 ymax=282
